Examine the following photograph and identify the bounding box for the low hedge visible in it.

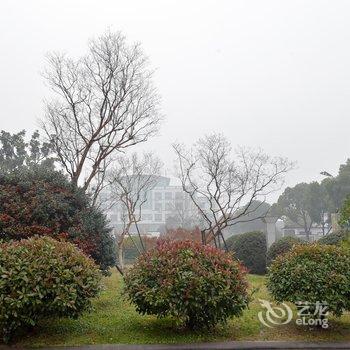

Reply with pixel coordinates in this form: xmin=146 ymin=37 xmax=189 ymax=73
xmin=0 ymin=236 xmax=101 ymax=342
xmin=124 ymin=240 xmax=249 ymax=329
xmin=318 ymin=230 xmax=350 ymax=246
xmin=227 ymin=231 xmax=267 ymax=275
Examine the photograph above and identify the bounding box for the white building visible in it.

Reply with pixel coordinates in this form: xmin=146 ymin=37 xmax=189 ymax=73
xmin=102 ymin=176 xmax=202 ymax=235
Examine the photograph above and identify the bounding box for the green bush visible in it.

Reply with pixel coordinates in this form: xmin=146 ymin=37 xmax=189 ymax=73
xmin=124 ymin=240 xmax=249 ymax=329
xmin=339 ymin=195 xmax=350 ymax=227
xmin=342 ymin=238 xmax=350 ymax=251
xmin=267 ymin=244 xmax=350 ymax=317
xmin=227 ymin=231 xmax=267 ymax=275
xmin=0 ymin=236 xmax=101 ymax=342
xmin=267 ymin=236 xmax=305 ymax=265
xmin=318 ymin=230 xmax=350 ymax=246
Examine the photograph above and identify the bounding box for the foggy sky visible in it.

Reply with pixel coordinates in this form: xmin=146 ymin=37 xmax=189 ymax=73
xmin=1 ymin=0 xmax=349 ymax=201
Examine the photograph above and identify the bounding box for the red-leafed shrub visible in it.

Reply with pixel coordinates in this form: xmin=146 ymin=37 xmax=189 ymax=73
xmin=124 ymin=240 xmax=249 ymax=329
xmin=0 ymin=167 xmax=116 ymax=272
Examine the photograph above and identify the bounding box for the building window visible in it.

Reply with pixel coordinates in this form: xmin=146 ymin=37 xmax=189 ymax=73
xmin=142 ymin=214 xmax=153 ymax=221
xmin=155 ymin=202 xmax=162 ymax=211
xmin=165 ymin=192 xmax=173 ymax=200
xmin=154 ymin=192 xmax=162 ymax=200
xmin=175 ymin=191 xmax=184 ymax=200
xmin=154 ymin=213 xmax=162 ymax=222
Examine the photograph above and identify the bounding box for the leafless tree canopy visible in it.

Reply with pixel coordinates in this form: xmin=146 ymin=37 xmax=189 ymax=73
xmin=108 ymin=152 xmax=162 ymax=272
xmin=173 ymin=133 xmax=293 ymax=245
xmin=109 ymin=152 xmax=162 ymax=222
xmin=42 ymin=31 xmax=162 ymax=194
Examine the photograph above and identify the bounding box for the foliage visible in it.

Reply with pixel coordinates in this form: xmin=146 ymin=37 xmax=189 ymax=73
xmin=226 ymin=234 xmax=240 ymax=250
xmin=266 ymin=236 xmax=306 ymax=265
xmin=322 ymin=159 xmax=350 ymax=211
xmin=318 ymin=230 xmax=350 ymax=246
xmin=0 ymin=166 xmax=116 ymax=272
xmin=227 ymin=231 xmax=267 ymax=275
xmin=339 ymin=196 xmax=350 ymax=228
xmin=124 ymin=240 xmax=249 ymax=329
xmin=0 ymin=236 xmax=101 ymax=342
xmin=0 ymin=130 xmax=54 ymax=173
xmin=267 ymin=244 xmax=350 ymax=317
xmin=341 ymin=238 xmax=350 ymax=251
xmin=272 ymin=182 xmax=329 ymax=238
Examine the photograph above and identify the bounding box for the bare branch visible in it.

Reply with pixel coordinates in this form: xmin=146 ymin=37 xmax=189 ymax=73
xmin=106 ymin=152 xmax=162 ymax=271
xmin=42 ymin=31 xmax=162 ymax=198
xmin=173 ymin=133 xmax=294 ymax=246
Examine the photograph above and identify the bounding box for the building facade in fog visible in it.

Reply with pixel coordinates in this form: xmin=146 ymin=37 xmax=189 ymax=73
xmin=103 ymin=176 xmax=203 ymax=235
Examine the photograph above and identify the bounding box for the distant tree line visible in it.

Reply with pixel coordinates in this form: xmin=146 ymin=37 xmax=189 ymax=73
xmin=271 ymin=159 xmax=350 ymax=240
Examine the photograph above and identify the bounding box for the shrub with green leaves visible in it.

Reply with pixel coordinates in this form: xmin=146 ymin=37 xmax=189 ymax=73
xmin=267 ymin=244 xmax=350 ymax=317
xmin=339 ymin=195 xmax=350 ymax=227
xmin=267 ymin=236 xmax=305 ymax=265
xmin=227 ymin=231 xmax=267 ymax=275
xmin=124 ymin=240 xmax=249 ymax=329
xmin=0 ymin=236 xmax=101 ymax=342
xmin=318 ymin=230 xmax=350 ymax=246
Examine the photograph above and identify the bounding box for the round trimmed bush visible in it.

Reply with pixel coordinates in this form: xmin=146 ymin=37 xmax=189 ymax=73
xmin=267 ymin=236 xmax=305 ymax=265
xmin=228 ymin=231 xmax=267 ymax=275
xmin=124 ymin=240 xmax=249 ymax=329
xmin=0 ymin=236 xmax=101 ymax=342
xmin=267 ymin=244 xmax=350 ymax=317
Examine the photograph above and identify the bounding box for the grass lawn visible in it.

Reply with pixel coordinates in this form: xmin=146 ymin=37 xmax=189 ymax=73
xmin=13 ymin=270 xmax=350 ymax=347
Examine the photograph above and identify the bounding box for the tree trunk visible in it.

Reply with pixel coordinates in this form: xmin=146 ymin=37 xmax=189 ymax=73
xmin=117 ymin=241 xmax=124 ymax=272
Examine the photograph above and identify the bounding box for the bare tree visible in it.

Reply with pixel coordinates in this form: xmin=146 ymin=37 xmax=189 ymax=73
xmin=42 ymin=31 xmax=161 ymax=201
xmin=173 ymin=133 xmax=293 ymax=249
xmin=108 ymin=152 xmax=162 ymax=273
xmin=165 ymin=200 xmax=201 ymax=230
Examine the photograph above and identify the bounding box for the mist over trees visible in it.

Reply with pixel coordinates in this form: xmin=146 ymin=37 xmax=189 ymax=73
xmin=224 ymin=201 xmax=271 ymax=235
xmin=42 ymin=32 xmax=162 ymax=203
xmin=174 ymin=133 xmax=293 ymax=248
xmin=4 ymin=29 xmax=349 ymax=260
xmin=272 ymin=159 xmax=350 ymax=238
